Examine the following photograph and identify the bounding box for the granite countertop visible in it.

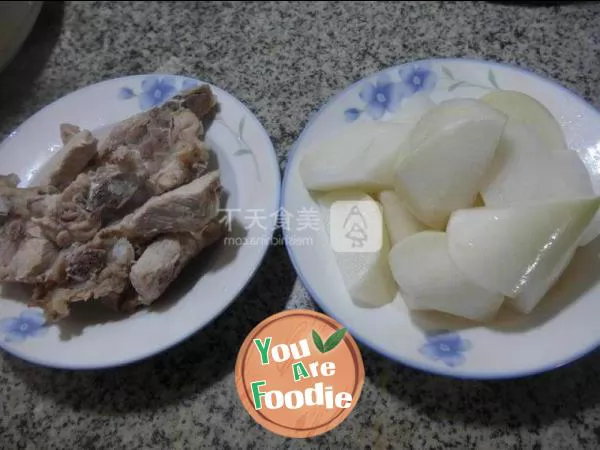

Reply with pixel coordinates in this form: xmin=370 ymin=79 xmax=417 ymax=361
xmin=1 ymin=1 xmax=600 ymax=448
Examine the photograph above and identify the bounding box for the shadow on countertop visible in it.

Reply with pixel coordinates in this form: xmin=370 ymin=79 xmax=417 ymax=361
xmin=3 ymin=229 xmax=296 ymax=414
xmin=362 ymin=343 xmax=600 ymax=431
xmin=0 ymin=1 xmax=64 ymax=120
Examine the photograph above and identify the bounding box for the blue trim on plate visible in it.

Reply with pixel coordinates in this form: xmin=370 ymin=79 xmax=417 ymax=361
xmin=0 ymin=74 xmax=282 ymax=370
xmin=281 ymin=57 xmax=600 ymax=380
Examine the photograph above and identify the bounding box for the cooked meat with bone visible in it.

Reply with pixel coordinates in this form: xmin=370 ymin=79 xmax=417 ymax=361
xmin=33 ymin=177 xmax=102 ymax=248
xmin=0 ymin=236 xmax=57 ymax=284
xmin=0 ymin=220 xmax=26 ymax=268
xmin=86 ymin=164 xmax=144 ymax=214
xmin=101 ymin=170 xmax=221 ymax=241
xmin=60 ymin=123 xmax=81 ymax=144
xmin=129 ymin=219 xmax=225 ymax=306
xmin=33 ymin=237 xmax=136 ymax=321
xmin=0 ymin=185 xmax=58 ymax=223
xmin=99 ymin=85 xmax=216 ymax=165
xmin=149 ymin=140 xmax=210 ymax=195
xmin=0 ymin=83 xmax=225 ymax=323
xmin=46 ymin=129 xmax=98 ymax=190
xmin=0 ymin=174 xmax=20 ymax=188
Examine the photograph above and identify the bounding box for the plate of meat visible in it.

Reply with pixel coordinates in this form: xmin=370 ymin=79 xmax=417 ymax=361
xmin=0 ymin=75 xmax=280 ymax=369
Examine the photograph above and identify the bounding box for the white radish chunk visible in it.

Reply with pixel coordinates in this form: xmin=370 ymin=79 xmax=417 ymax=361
xmin=388 ymin=231 xmax=505 ymax=322
xmin=447 ymin=197 xmax=600 ymax=314
xmin=481 ymin=125 xmax=593 ymax=206
xmin=481 ymin=90 xmax=568 ymax=152
xmin=316 ymin=190 xmax=397 ymax=308
xmin=378 ymin=190 xmax=426 ymax=246
xmin=480 ymin=122 xmax=600 ymax=247
xmin=393 ymin=98 xmax=507 ymax=229
xmin=387 ymin=92 xmax=436 ymax=125
xmin=299 ymin=121 xmax=413 ymax=192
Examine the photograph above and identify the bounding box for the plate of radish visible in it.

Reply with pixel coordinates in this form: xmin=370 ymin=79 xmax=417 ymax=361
xmin=282 ymin=58 xmax=600 ymax=379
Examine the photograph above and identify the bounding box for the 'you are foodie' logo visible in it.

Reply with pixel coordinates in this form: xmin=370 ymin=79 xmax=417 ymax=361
xmin=235 ymin=310 xmax=365 ymax=438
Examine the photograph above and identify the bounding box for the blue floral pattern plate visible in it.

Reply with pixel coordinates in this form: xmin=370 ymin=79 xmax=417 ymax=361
xmin=282 ymin=58 xmax=600 ymax=379
xmin=0 ymin=74 xmax=280 ymax=369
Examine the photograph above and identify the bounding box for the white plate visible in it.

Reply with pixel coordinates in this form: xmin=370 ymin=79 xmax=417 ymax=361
xmin=0 ymin=74 xmax=280 ymax=369
xmin=282 ymin=58 xmax=600 ymax=379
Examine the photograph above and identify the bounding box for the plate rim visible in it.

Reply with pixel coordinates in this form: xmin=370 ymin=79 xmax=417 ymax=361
xmin=0 ymin=73 xmax=282 ymax=370
xmin=281 ymin=57 xmax=600 ymax=380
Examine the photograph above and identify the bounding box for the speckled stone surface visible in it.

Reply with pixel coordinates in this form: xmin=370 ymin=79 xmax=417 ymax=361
xmin=1 ymin=1 xmax=600 ymax=448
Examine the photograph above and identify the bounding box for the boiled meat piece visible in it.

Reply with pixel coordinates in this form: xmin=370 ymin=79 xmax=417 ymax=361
xmin=0 ymin=236 xmax=57 ymax=283
xmin=172 ymin=110 xmax=208 ymax=151
xmin=149 ymin=140 xmax=209 ymax=195
xmin=101 ymin=170 xmax=221 ymax=240
xmin=0 ymin=221 xmax=58 ymax=284
xmin=86 ymin=164 xmax=144 ymax=214
xmin=59 ymin=123 xmax=81 ymax=144
xmin=0 ymin=185 xmax=56 ymax=233
xmin=129 ymin=219 xmax=225 ymax=306
xmin=32 ymin=237 xmax=135 ymax=321
xmin=0 ymin=220 xmax=26 ymax=268
xmin=98 ymin=85 xmax=216 ymax=166
xmin=33 ymin=175 xmax=102 ymax=248
xmin=0 ymin=83 xmax=224 ymax=323
xmin=0 ymin=174 xmax=20 ymax=188
xmin=32 ymin=162 xmax=144 ymax=248
xmin=0 ymin=184 xmax=58 ymax=223
xmin=46 ymin=129 xmax=98 ymax=190
xmin=0 ymin=183 xmax=62 ymax=282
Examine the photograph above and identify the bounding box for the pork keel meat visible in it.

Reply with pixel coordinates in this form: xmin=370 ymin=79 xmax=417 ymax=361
xmin=101 ymin=170 xmax=222 ymax=240
xmin=0 ymin=83 xmax=225 ymax=322
xmin=46 ymin=129 xmax=98 ymax=190
xmin=33 ymin=237 xmax=136 ymax=321
xmin=98 ymin=84 xmax=217 ymax=164
xmin=129 ymin=219 xmax=225 ymax=306
xmin=0 ymin=174 xmax=20 ymax=188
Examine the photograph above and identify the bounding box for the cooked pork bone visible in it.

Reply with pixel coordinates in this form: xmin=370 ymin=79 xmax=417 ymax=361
xmin=0 ymin=238 xmax=57 ymax=283
xmin=0 ymin=185 xmax=58 ymax=223
xmin=33 ymin=162 xmax=144 ymax=248
xmin=149 ymin=140 xmax=210 ymax=195
xmin=99 ymin=85 xmax=216 ymax=165
xmin=129 ymin=220 xmax=225 ymax=305
xmin=0 ymin=220 xmax=58 ymax=284
xmin=0 ymin=84 xmax=223 ymax=322
xmin=101 ymin=170 xmax=221 ymax=240
xmin=33 ymin=237 xmax=135 ymax=321
xmin=47 ymin=129 xmax=98 ymax=190
xmin=60 ymin=123 xmax=81 ymax=144
xmin=33 ymin=177 xmax=102 ymax=248
xmin=0 ymin=174 xmax=20 ymax=188
xmin=0 ymin=220 xmax=26 ymax=268
xmin=86 ymin=164 xmax=144 ymax=213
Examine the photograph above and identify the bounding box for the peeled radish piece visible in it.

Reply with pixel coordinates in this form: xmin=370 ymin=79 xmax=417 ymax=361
xmin=393 ymin=98 xmax=507 ymax=229
xmin=316 ymin=190 xmax=397 ymax=308
xmin=481 ymin=90 xmax=568 ymax=152
xmin=299 ymin=121 xmax=413 ymax=192
xmin=388 ymin=231 xmax=505 ymax=322
xmin=510 ymin=245 xmax=577 ymax=314
xmin=480 ymin=122 xmax=600 ymax=246
xmin=387 ymin=92 xmax=436 ymax=125
xmin=378 ymin=190 xmax=426 ymax=246
xmin=447 ymin=197 xmax=600 ymax=314
xmin=481 ymin=126 xmax=593 ymax=206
